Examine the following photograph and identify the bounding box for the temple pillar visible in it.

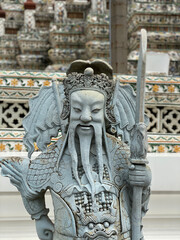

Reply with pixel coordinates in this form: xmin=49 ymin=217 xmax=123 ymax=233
xmin=24 ymin=0 xmax=36 ymax=30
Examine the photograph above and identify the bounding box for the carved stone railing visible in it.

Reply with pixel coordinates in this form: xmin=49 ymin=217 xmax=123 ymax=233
xmin=0 ymin=71 xmax=179 ymax=153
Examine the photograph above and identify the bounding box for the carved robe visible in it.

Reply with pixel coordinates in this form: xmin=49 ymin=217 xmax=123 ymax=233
xmin=21 ymin=134 xmax=150 ymax=240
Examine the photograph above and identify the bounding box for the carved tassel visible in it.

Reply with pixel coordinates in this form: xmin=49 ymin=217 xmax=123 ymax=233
xmin=101 ymin=192 xmax=105 ymax=203
xmin=84 ymin=192 xmax=88 ymax=205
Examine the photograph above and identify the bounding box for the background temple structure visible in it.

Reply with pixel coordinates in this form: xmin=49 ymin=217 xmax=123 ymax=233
xmin=0 ymin=0 xmax=180 ymax=239
xmin=0 ymin=0 xmax=179 ymax=74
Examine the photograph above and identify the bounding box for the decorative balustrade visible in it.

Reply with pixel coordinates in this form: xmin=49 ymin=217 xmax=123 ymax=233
xmin=0 ymin=71 xmax=179 ymax=154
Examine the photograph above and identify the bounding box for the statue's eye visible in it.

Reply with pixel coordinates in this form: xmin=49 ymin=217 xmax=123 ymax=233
xmin=88 ymin=222 xmax=94 ymax=230
xmin=92 ymin=108 xmax=100 ymax=113
xmin=103 ymin=221 xmax=110 ymax=228
xmin=73 ymin=107 xmax=81 ymax=113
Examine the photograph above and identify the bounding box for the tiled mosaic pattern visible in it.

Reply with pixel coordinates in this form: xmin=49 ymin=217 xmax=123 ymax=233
xmin=0 ymin=130 xmax=179 ymax=154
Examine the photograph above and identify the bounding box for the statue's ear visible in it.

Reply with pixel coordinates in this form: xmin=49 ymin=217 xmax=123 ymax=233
xmin=61 ymin=99 xmax=70 ymax=120
xmin=104 ymin=102 xmax=116 ymax=125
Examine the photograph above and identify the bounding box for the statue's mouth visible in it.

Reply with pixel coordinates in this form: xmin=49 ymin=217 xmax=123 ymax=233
xmin=79 ymin=125 xmax=92 ymax=130
xmin=84 ymin=230 xmax=117 ymax=239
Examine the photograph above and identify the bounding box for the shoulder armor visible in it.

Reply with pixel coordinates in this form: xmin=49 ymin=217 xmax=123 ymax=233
xmin=106 ymin=134 xmax=131 ymax=187
xmin=27 ymin=137 xmax=65 ymax=189
xmin=115 ymin=139 xmax=130 ymax=161
xmin=106 ymin=133 xmax=130 ymax=159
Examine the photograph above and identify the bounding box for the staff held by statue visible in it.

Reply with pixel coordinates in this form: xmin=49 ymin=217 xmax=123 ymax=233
xmin=130 ymin=29 xmax=149 ymax=240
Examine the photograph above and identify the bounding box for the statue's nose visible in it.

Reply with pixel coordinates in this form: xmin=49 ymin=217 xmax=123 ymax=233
xmin=80 ymin=111 xmax=92 ymax=123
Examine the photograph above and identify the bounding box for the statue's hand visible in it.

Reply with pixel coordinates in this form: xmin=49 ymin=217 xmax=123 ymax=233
xmin=0 ymin=158 xmax=37 ymax=199
xmin=35 ymin=215 xmax=54 ymax=240
xmin=129 ymin=164 xmax=151 ymax=188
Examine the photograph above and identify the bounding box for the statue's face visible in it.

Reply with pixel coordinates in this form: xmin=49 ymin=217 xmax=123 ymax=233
xmin=70 ymin=90 xmax=105 ymax=134
xmin=68 ymin=90 xmax=105 ymax=189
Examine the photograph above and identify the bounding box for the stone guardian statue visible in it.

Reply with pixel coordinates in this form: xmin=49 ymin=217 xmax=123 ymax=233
xmin=1 ymin=30 xmax=151 ymax=240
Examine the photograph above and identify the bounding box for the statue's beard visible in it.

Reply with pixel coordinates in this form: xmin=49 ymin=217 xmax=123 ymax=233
xmin=68 ymin=121 xmax=104 ymax=195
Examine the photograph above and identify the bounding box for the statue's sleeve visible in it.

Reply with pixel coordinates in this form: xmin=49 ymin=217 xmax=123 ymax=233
xmin=141 ymin=185 xmax=151 ymax=216
xmin=24 ymin=148 xmax=58 ymax=220
xmin=127 ymin=174 xmax=151 ymax=217
xmin=21 ymin=192 xmax=49 ymax=220
xmin=114 ymin=138 xmax=151 ymax=216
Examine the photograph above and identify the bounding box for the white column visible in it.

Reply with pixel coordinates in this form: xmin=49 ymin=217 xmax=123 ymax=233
xmin=54 ymin=1 xmax=67 ymax=23
xmin=24 ymin=9 xmax=36 ymax=29
xmin=47 ymin=0 xmax=54 ymax=12
xmin=0 ymin=18 xmax=5 ymax=36
xmin=91 ymin=0 xmax=106 ymax=14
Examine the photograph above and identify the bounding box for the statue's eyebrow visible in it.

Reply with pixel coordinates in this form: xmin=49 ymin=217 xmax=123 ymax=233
xmin=72 ymin=100 xmax=82 ymax=105
xmin=91 ymin=100 xmax=104 ymax=106
xmin=71 ymin=97 xmax=104 ymax=106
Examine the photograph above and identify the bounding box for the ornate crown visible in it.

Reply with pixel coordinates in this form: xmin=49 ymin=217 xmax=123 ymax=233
xmin=61 ymin=60 xmax=115 ymax=123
